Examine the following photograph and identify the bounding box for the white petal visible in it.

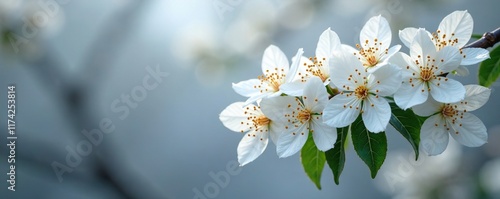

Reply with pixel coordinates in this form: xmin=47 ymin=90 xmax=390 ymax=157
xmin=262 ymin=45 xmax=289 ymax=78
xmin=389 ymin=52 xmax=420 ymax=78
xmin=220 ymin=102 xmax=260 ymax=133
xmin=291 ymin=56 xmax=313 ymax=82
xmin=316 ymin=28 xmax=341 ymax=60
xmin=286 ymin=48 xmax=305 ymax=83
xmin=276 ymin=124 xmax=309 ymax=158
xmin=232 ymin=79 xmax=265 ymax=97
xmin=360 ymin=15 xmax=391 ymax=50
xmin=238 ymin=130 xmax=269 ymax=166
xmin=438 ymin=10 xmax=473 ymax=48
xmin=420 ymin=115 xmax=450 ymax=156
xmin=303 ymin=76 xmax=329 ymax=113
xmin=260 ymin=96 xmax=301 ymax=123
xmin=455 ymin=84 xmax=491 ymax=111
xmin=448 ymin=113 xmax=488 ymax=147
xmin=330 ymin=52 xmax=366 ymax=91
xmin=341 ymin=44 xmax=358 ymax=56
xmin=394 ymin=80 xmax=428 ymax=109
xmin=379 ymin=45 xmax=401 ymax=64
xmin=368 ymin=64 xmax=402 ymax=96
xmin=323 ymin=94 xmax=361 ymax=128
xmin=368 ymin=44 xmax=401 ymax=74
xmin=232 ymin=79 xmax=272 ymax=104
xmin=410 ymin=29 xmax=436 ymax=65
xmin=311 ymin=117 xmax=337 ymax=151
xmin=269 ymin=121 xmax=284 ymax=145
xmin=280 ymin=81 xmax=306 ymax=96
xmin=434 ymin=46 xmax=462 ymax=73
xmin=429 ymin=78 xmax=465 ymax=103
xmin=362 ymin=95 xmax=391 ymax=133
xmin=460 ymin=48 xmax=490 ymax=65
xmin=399 ymin=27 xmax=418 ymax=48
xmin=412 ymin=97 xmax=442 ymax=117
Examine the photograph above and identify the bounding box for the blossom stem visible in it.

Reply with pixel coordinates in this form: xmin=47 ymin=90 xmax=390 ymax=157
xmin=326 ymin=85 xmax=339 ymax=98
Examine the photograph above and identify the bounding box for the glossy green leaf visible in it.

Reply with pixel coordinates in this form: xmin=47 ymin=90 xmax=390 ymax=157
xmin=479 ymin=46 xmax=500 ymax=87
xmin=300 ymin=133 xmax=326 ymax=190
xmin=389 ymin=103 xmax=421 ymax=160
xmin=351 ymin=116 xmax=387 ymax=178
xmin=325 ymin=126 xmax=349 ymax=185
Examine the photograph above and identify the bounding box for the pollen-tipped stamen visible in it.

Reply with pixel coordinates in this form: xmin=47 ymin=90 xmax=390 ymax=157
xmin=354 ymin=85 xmax=369 ymax=99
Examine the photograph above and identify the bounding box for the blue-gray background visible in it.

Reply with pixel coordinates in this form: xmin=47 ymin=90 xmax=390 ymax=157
xmin=1 ymin=0 xmax=500 ymax=198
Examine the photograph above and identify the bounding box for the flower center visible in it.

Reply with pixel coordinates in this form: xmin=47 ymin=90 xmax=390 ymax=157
xmin=258 ymin=67 xmax=286 ymax=91
xmin=306 ymin=56 xmax=329 ymax=82
xmin=366 ymin=55 xmax=378 ymax=67
xmin=355 ymin=39 xmax=387 ymax=68
xmin=297 ymin=110 xmax=311 ymax=123
xmin=441 ymin=105 xmax=456 ymax=118
xmin=253 ymin=115 xmax=270 ymax=127
xmin=354 ymin=85 xmax=369 ymax=99
xmin=420 ymin=68 xmax=434 ymax=82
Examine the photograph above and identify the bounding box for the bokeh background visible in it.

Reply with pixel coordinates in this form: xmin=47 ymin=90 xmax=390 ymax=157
xmin=1 ymin=0 xmax=500 ymax=198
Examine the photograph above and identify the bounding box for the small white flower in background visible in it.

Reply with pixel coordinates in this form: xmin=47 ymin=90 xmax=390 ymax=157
xmin=413 ymin=84 xmax=490 ymax=156
xmin=260 ymin=77 xmax=337 ymax=158
xmin=232 ymin=45 xmax=304 ymax=103
xmin=323 ymin=51 xmax=401 ymax=133
xmin=219 ymin=102 xmax=281 ymax=166
xmin=343 ymin=15 xmax=401 ymax=73
xmin=391 ymin=28 xmax=466 ymax=110
xmin=399 ymin=10 xmax=490 ymax=75
xmin=281 ymin=28 xmax=342 ymax=94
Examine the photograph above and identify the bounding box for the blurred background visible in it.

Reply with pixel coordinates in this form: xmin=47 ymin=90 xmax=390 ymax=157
xmin=1 ymin=0 xmax=500 ymax=198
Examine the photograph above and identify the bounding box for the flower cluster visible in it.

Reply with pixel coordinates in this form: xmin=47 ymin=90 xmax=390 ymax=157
xmin=220 ymin=11 xmax=491 ymax=167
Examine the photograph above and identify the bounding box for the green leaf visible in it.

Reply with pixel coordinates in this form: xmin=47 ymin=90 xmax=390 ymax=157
xmin=351 ymin=116 xmax=387 ymax=178
xmin=389 ymin=103 xmax=421 ymax=160
xmin=325 ymin=126 xmax=349 ymax=185
xmin=300 ymin=133 xmax=326 ymax=190
xmin=479 ymin=46 xmax=500 ymax=87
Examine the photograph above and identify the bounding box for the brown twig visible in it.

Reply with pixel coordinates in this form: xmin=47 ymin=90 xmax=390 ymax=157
xmin=463 ymin=27 xmax=500 ymax=49
xmin=439 ymin=28 xmax=500 ymax=77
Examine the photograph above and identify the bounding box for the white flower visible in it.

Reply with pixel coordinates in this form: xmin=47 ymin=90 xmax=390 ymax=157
xmin=323 ymin=51 xmax=401 ymax=133
xmin=219 ymin=102 xmax=281 ymax=166
xmin=399 ymin=10 xmax=490 ymax=68
xmin=344 ymin=15 xmax=401 ymax=73
xmin=413 ymin=84 xmax=490 ymax=156
xmin=232 ymin=45 xmax=304 ymax=104
xmin=260 ymin=77 xmax=337 ymax=158
xmin=282 ymin=28 xmax=342 ymax=95
xmin=392 ymin=28 xmax=466 ymax=109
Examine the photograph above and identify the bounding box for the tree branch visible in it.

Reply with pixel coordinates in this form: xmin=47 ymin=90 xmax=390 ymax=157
xmin=463 ymin=27 xmax=500 ymax=49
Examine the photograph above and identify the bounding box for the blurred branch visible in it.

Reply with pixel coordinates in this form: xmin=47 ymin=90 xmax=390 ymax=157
xmin=464 ymin=27 xmax=500 ymax=49
xmin=23 ymin=1 xmax=169 ymax=199
xmin=78 ymin=1 xmax=148 ymax=90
